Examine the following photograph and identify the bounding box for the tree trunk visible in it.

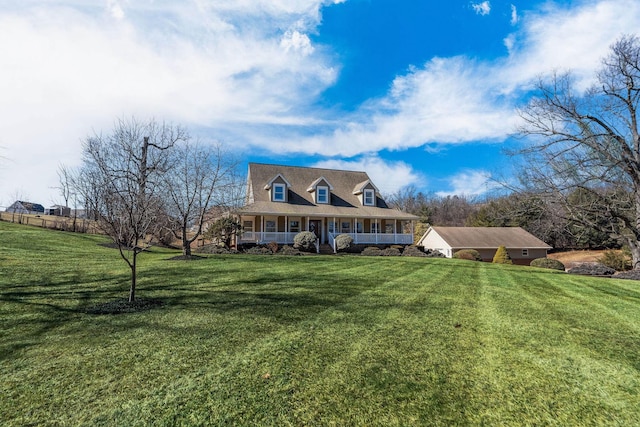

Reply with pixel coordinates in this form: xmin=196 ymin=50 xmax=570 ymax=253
xmin=129 ymin=250 xmax=137 ymax=302
xmin=182 ymin=225 xmax=191 ymax=257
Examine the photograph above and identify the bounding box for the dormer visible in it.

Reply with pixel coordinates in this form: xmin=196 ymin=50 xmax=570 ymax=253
xmin=306 ymin=177 xmax=334 ymax=205
xmin=264 ymin=173 xmax=291 ymax=203
xmin=352 ymin=179 xmax=379 ymax=207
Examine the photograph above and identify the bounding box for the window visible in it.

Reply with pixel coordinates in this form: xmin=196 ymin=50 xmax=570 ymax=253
xmin=364 ymin=189 xmax=375 ymax=206
xmin=522 ymin=249 xmax=529 ymax=257
xmin=265 ymin=220 xmax=276 ymax=233
xmin=273 ymin=183 xmax=286 ymax=202
xmin=371 ymin=221 xmax=380 ymax=233
xmin=341 ymin=221 xmax=351 ymax=233
xmin=243 ymin=220 xmax=253 ymax=233
xmin=290 ymin=220 xmax=300 ymax=233
xmin=328 ymin=221 xmax=337 ymax=234
xmin=385 ymin=223 xmax=394 ymax=234
xmin=355 ymin=220 xmax=363 ymax=233
xmin=317 ymin=186 xmax=329 ymax=204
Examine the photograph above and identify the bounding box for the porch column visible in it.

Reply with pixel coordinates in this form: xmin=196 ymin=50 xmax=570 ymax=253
xmin=262 ymin=216 xmax=265 ymax=243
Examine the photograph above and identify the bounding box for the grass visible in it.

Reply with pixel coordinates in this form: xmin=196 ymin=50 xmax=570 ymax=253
xmin=1 ymin=221 xmax=640 ymax=426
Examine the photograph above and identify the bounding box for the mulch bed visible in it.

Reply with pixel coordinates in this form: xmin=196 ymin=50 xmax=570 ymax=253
xmin=613 ymin=270 xmax=640 ymax=281
xmin=166 ymin=254 xmax=206 ymax=261
xmin=84 ymin=298 xmax=164 ymax=315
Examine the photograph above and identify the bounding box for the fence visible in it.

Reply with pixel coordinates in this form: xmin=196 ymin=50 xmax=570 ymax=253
xmin=0 ymin=212 xmax=101 ymax=234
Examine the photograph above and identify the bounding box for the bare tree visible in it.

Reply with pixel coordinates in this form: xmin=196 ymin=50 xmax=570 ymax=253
xmin=518 ymin=34 xmax=640 ymax=267
xmin=55 ymin=165 xmax=74 ymax=209
xmin=76 ymin=118 xmax=187 ymax=301
xmin=162 ymin=142 xmax=240 ymax=257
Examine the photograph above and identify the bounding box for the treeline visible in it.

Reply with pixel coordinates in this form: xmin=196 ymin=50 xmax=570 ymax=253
xmin=387 ymin=186 xmax=620 ymax=250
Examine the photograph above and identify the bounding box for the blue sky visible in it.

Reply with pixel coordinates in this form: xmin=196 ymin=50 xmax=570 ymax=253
xmin=1 ymin=0 xmax=639 ymax=206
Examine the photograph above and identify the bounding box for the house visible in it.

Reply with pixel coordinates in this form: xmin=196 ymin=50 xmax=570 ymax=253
xmin=5 ymin=201 xmax=45 ymax=215
xmin=47 ymin=205 xmax=71 ymax=217
xmin=235 ymin=163 xmax=419 ymax=251
xmin=417 ymin=226 xmax=552 ymax=265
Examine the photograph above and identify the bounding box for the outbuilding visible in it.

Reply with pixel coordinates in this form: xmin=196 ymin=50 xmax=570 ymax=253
xmin=417 ymin=226 xmax=552 ymax=265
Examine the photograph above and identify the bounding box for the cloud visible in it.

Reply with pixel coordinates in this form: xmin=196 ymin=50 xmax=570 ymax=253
xmin=510 ymin=4 xmax=518 ymax=25
xmin=2 ymin=0 xmax=640 ymax=204
xmin=0 ymin=0 xmax=339 ymax=204
xmin=107 ymin=0 xmax=125 ymax=20
xmin=472 ymin=1 xmax=491 ymax=16
xmin=436 ymin=170 xmax=499 ymax=198
xmin=312 ymin=156 xmax=424 ymax=195
xmin=277 ymin=0 xmax=640 ymax=158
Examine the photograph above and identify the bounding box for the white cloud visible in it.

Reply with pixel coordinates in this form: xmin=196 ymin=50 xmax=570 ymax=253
xmin=2 ymin=0 xmax=640 ymax=204
xmin=107 ymin=0 xmax=125 ymax=20
xmin=472 ymin=1 xmax=491 ymax=16
xmin=436 ymin=170 xmax=499 ymax=198
xmin=312 ymin=156 xmax=424 ymax=195
xmin=510 ymin=4 xmax=518 ymax=25
xmin=502 ymin=0 xmax=640 ymax=91
xmin=282 ymin=0 xmax=640 ymax=158
xmin=0 ymin=0 xmax=339 ymax=204
xmin=280 ymin=30 xmax=314 ymax=55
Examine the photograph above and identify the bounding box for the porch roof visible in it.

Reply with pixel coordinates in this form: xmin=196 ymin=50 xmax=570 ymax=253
xmin=237 ymin=201 xmax=418 ymax=220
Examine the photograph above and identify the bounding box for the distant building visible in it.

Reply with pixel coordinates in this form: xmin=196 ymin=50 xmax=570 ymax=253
xmin=6 ymin=201 xmax=45 ymax=215
xmin=47 ymin=205 xmax=71 ymax=217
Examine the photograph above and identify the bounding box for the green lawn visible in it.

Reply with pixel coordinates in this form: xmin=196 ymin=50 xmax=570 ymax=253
xmin=1 ymin=221 xmax=639 ymax=426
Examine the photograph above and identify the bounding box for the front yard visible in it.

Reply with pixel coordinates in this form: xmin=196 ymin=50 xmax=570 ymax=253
xmin=1 ymin=221 xmax=639 ymax=425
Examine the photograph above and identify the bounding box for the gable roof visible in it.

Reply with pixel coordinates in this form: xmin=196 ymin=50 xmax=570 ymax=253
xmin=13 ymin=201 xmax=45 ymax=212
xmin=306 ymin=176 xmax=334 ymax=192
xmin=238 ymin=163 xmax=418 ymax=220
xmin=423 ymin=227 xmax=552 ymax=249
xmin=352 ymin=179 xmax=379 ymax=195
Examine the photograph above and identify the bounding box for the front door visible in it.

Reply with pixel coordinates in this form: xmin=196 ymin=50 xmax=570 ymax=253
xmin=309 ymin=220 xmax=322 ymax=242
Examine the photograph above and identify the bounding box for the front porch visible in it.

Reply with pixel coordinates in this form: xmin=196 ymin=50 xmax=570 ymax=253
xmin=237 ymin=215 xmax=415 ymax=250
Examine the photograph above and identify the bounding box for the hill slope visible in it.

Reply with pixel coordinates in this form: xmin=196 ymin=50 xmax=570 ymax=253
xmin=1 ymin=221 xmax=639 ymax=425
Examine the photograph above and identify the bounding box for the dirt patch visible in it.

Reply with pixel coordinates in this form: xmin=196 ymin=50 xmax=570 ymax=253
xmin=548 ymin=250 xmax=607 ymax=269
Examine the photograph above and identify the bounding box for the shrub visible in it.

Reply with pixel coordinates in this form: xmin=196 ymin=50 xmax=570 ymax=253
xmin=402 ymin=246 xmax=427 ymax=257
xmin=293 ymin=231 xmax=317 ymax=252
xmin=599 ymin=249 xmax=631 ymax=271
xmin=424 ymin=249 xmax=446 ymax=258
xmin=380 ymin=247 xmax=401 ymax=256
xmin=530 ymin=258 xmax=565 ymax=271
xmin=361 ymin=246 xmax=382 ymax=256
xmin=492 ymin=245 xmax=512 ymax=265
xmin=278 ymin=245 xmax=302 ymax=256
xmin=453 ymin=249 xmax=482 ymax=261
xmin=244 ymin=246 xmax=274 ymax=255
xmin=195 ymin=244 xmax=237 ymax=255
xmin=335 ymin=234 xmax=353 ymax=252
xmin=266 ymin=241 xmax=279 ymax=254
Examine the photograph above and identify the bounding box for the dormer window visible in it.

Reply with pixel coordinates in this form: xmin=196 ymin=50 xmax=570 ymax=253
xmin=307 ymin=177 xmax=333 ymax=205
xmin=353 ymin=179 xmax=380 ymax=206
xmin=273 ymin=183 xmax=286 ymax=202
xmin=364 ymin=189 xmax=375 ymax=206
xmin=264 ymin=173 xmax=291 ymax=203
xmin=317 ymin=186 xmax=329 ymax=204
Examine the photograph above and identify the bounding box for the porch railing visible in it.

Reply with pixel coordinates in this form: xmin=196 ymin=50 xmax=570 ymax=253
xmin=241 ymin=231 xmax=413 ymax=247
xmin=329 ymin=232 xmax=414 ymax=252
xmin=239 ymin=231 xmax=298 ymax=245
